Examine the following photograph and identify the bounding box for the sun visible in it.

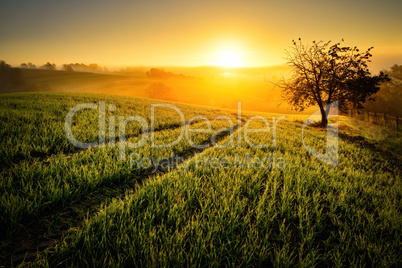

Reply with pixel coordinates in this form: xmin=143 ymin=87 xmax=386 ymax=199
xmin=214 ymin=49 xmax=243 ymax=67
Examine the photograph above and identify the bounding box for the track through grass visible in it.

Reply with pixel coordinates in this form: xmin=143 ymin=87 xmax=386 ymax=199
xmin=0 ymin=92 xmax=401 ymax=267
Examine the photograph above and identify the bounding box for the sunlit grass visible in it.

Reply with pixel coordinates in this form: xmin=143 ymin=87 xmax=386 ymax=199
xmin=0 ymin=92 xmax=400 ymax=267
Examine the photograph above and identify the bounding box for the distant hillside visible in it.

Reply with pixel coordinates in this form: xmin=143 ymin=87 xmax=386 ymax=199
xmin=1 ymin=66 xmax=315 ymax=114
xmin=20 ymin=68 xmax=130 ymax=87
xmin=15 ymin=68 xmax=145 ymax=95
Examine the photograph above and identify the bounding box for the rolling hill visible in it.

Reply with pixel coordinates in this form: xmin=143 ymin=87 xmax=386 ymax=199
xmin=0 ymin=92 xmax=400 ymax=266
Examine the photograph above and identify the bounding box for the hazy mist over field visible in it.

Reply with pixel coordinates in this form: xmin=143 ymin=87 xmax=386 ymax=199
xmin=12 ymin=65 xmax=312 ymax=114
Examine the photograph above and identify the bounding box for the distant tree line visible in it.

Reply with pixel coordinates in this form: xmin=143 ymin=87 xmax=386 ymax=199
xmin=19 ymin=62 xmax=108 ymax=72
xmin=364 ymin=64 xmax=402 ymax=116
xmin=20 ymin=62 xmax=37 ymax=69
xmin=62 ymin=63 xmax=108 ymax=72
xmin=146 ymin=68 xmax=187 ymax=79
xmin=20 ymin=62 xmax=57 ymax=70
xmin=43 ymin=62 xmax=57 ymax=70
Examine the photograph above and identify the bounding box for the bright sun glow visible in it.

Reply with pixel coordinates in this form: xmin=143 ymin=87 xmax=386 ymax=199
xmin=214 ymin=49 xmax=243 ymax=67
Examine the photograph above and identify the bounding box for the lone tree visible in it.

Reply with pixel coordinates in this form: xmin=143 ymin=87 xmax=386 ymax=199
xmin=279 ymin=39 xmax=389 ymax=126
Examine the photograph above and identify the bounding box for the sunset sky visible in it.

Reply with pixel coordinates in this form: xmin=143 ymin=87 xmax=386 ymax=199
xmin=1 ymin=0 xmax=401 ymax=71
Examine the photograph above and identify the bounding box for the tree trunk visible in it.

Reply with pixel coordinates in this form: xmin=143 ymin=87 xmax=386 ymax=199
xmin=320 ymin=106 xmax=328 ymax=127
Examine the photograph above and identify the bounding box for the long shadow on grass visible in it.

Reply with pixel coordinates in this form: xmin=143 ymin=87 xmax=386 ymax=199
xmin=301 ymin=122 xmax=401 ymax=171
xmin=338 ymin=132 xmax=402 ymax=173
xmin=1 ymin=124 xmax=242 ymax=266
xmin=0 ymin=121 xmax=201 ymax=172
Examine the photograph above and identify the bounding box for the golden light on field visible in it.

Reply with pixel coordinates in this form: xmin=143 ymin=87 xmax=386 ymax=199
xmin=213 ymin=49 xmax=244 ymax=67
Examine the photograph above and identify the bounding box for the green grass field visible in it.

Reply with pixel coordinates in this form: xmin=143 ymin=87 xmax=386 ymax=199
xmin=0 ymin=92 xmax=401 ymax=267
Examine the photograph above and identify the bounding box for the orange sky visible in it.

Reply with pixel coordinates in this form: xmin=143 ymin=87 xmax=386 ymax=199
xmin=1 ymin=0 xmax=401 ymax=72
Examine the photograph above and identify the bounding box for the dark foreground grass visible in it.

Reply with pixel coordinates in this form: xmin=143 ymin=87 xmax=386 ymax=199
xmin=0 ymin=92 xmax=401 ymax=267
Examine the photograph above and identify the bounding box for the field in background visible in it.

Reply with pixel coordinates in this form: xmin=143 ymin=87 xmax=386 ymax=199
xmin=0 ymin=92 xmax=401 ymax=267
xmin=10 ymin=66 xmax=319 ymax=115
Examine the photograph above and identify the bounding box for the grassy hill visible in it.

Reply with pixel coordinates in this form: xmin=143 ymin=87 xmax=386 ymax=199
xmin=0 ymin=92 xmax=401 ymax=266
xmin=21 ymin=69 xmax=130 ymax=86
xmin=18 ymin=68 xmax=146 ymax=95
